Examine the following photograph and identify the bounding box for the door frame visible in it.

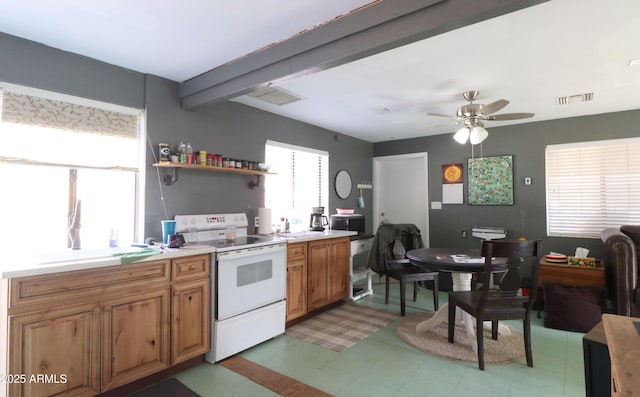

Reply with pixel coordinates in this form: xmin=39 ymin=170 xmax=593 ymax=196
xmin=372 ymin=152 xmax=429 ymax=247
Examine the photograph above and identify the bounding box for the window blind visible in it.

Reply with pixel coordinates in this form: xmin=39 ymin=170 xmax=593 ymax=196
xmin=0 ymin=84 xmax=141 ymax=169
xmin=545 ymin=138 xmax=640 ymax=238
xmin=265 ymin=140 xmax=328 ymax=231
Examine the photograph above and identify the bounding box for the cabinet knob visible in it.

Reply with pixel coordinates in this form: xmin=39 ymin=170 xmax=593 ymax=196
xmin=189 ymin=265 xmax=196 ymax=271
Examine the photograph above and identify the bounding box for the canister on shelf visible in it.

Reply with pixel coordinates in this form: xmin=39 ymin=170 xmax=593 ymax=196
xmin=159 ymin=143 xmax=170 ymax=162
xmin=199 ymin=150 xmax=207 ymax=165
xmin=207 ymin=154 xmax=214 ymax=166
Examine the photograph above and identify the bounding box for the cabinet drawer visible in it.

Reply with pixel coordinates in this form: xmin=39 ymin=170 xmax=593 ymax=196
xmin=172 ymin=254 xmax=211 ymax=282
xmin=10 ymin=260 xmax=171 ymax=310
xmin=287 ymin=243 xmax=307 ymax=262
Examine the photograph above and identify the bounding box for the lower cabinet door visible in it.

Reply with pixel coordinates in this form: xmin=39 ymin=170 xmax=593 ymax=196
xmin=101 ymin=288 xmax=170 ymax=391
xmin=171 ymin=279 xmax=210 ymax=364
xmin=9 ymin=302 xmax=101 ymax=397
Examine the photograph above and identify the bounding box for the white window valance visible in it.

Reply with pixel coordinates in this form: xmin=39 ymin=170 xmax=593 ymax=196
xmin=2 ymin=91 xmax=138 ymax=139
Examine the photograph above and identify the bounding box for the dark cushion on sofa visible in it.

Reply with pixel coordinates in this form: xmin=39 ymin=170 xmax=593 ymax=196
xmin=543 ymin=282 xmax=605 ymax=332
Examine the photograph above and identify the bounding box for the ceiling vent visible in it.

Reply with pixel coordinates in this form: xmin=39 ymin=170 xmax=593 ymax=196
xmin=247 ymin=87 xmax=303 ymax=106
xmin=556 ymin=92 xmax=594 ymax=105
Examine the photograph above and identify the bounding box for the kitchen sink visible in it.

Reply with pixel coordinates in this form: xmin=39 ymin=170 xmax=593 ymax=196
xmin=32 ymin=247 xmax=144 ymax=265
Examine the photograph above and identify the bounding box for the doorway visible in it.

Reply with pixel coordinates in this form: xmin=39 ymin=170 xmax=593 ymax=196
xmin=372 ymin=153 xmax=429 ymax=247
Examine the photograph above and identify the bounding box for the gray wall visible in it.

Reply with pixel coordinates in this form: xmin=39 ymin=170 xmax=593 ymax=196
xmin=374 ymin=109 xmax=640 ymax=260
xmin=3 ymin=31 xmax=638 ymax=257
xmin=1 ymin=32 xmax=374 ymax=242
xmin=144 ymin=76 xmax=374 ymax=239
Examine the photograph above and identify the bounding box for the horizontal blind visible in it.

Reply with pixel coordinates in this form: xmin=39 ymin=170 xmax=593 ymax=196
xmin=265 ymin=140 xmax=328 ymax=231
xmin=0 ymin=84 xmax=141 ymax=169
xmin=546 ymin=138 xmax=640 ymax=238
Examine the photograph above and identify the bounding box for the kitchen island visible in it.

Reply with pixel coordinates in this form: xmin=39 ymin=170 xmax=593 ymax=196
xmin=0 ymin=229 xmax=355 ymax=397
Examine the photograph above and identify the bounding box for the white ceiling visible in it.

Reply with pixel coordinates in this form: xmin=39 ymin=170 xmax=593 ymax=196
xmin=1 ymin=0 xmax=639 ymax=143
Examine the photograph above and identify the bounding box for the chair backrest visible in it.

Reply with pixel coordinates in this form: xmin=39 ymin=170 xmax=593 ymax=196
xmin=368 ymin=223 xmax=425 ymax=275
xmin=477 ymin=239 xmax=543 ymax=311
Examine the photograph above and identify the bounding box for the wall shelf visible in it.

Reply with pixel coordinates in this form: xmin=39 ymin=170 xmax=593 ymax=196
xmin=152 ymin=162 xmax=275 ymax=188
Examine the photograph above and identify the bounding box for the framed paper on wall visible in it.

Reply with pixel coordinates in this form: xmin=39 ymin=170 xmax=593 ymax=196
xmin=467 ymin=155 xmax=513 ymax=205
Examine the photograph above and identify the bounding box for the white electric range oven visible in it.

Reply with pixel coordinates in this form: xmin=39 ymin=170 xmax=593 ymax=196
xmin=174 ymin=213 xmax=286 ymax=363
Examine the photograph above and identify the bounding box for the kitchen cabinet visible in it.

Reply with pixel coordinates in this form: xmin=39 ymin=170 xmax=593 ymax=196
xmin=286 ymin=243 xmax=307 ymax=321
xmin=171 ymin=255 xmax=210 ymax=364
xmin=2 ymin=254 xmax=211 ymax=397
xmin=297 ymin=237 xmax=350 ymax=314
xmin=9 ymin=302 xmax=101 ymax=397
xmin=101 ymin=288 xmax=170 ymax=391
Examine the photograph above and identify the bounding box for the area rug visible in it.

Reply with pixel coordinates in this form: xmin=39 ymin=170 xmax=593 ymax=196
xmin=397 ymin=312 xmax=525 ymax=364
xmin=285 ymin=303 xmax=398 ymax=351
xmin=126 ymin=377 xmax=201 ymax=397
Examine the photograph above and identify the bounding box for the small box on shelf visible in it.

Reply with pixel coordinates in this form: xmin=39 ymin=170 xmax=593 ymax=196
xmin=568 ymin=256 xmax=597 ymax=268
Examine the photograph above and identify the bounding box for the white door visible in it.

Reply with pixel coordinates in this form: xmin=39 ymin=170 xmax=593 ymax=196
xmin=373 ymin=153 xmax=429 ymax=246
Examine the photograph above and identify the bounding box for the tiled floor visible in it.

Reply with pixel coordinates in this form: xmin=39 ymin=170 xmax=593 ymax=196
xmin=176 ymin=280 xmax=586 ymax=397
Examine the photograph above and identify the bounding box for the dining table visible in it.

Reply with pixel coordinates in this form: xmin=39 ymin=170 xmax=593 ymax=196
xmin=406 ymin=247 xmax=510 ymax=352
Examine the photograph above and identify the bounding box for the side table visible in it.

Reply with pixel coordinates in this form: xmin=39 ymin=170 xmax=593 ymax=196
xmin=537 ymin=259 xmax=606 ymax=317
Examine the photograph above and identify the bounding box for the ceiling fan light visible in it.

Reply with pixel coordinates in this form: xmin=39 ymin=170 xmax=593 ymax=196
xmin=469 ymin=126 xmax=488 ymax=145
xmin=453 ymin=127 xmax=470 ymax=144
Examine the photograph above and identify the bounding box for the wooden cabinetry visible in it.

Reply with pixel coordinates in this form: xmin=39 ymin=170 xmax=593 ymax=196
xmin=101 ymin=288 xmax=170 ymax=391
xmin=328 ymin=237 xmax=350 ymax=303
xmin=3 ymin=254 xmax=211 ymax=397
xmin=287 ymin=237 xmax=350 ymax=321
xmin=308 ymin=237 xmax=350 ymax=311
xmin=9 ymin=302 xmax=101 ymax=397
xmin=286 ymin=243 xmax=307 ymax=321
xmin=171 ymin=255 xmax=210 ymax=364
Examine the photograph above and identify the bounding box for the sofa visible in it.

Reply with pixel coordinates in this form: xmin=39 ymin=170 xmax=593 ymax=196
xmin=601 ymin=226 xmax=640 ymax=317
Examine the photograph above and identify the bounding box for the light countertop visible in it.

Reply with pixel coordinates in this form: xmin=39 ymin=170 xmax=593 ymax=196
xmin=2 ymin=230 xmax=357 ymax=279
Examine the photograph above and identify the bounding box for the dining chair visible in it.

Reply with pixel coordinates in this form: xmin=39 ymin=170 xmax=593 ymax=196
xmin=371 ymin=223 xmax=439 ymax=316
xmin=447 ymin=239 xmax=542 ymax=370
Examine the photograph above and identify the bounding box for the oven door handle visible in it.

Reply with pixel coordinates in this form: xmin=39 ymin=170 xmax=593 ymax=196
xmin=216 ymin=243 xmax=286 ymax=260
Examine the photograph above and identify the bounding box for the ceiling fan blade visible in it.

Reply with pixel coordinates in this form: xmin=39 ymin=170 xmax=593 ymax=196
xmin=477 ymin=99 xmax=509 ymax=116
xmin=485 ymin=112 xmax=535 ymax=121
xmin=426 ymin=112 xmax=455 ymax=119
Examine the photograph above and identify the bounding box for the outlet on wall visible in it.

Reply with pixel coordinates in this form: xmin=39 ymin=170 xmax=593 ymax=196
xmin=461 ymin=228 xmax=467 ymax=238
xmin=254 ymin=216 xmax=260 ymax=227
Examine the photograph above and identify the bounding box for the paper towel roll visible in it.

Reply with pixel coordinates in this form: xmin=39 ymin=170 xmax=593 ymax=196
xmin=258 ymin=208 xmax=272 ymax=235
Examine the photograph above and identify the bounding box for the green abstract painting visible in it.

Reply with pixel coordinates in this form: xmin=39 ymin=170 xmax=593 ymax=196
xmin=467 ymin=155 xmax=513 ymax=205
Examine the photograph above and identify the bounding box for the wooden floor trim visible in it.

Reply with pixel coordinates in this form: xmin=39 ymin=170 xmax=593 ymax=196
xmin=220 ymin=355 xmax=332 ymax=397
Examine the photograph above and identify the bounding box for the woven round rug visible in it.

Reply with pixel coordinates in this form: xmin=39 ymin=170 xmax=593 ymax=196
xmin=396 ymin=312 xmax=525 ymax=364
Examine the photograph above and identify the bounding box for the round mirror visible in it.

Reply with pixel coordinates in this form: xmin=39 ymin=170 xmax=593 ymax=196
xmin=335 ymin=170 xmax=352 ymax=199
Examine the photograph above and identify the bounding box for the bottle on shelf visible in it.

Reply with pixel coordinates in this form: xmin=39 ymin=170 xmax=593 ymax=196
xmin=178 ymin=141 xmax=186 ymax=163
xmin=186 ymin=142 xmax=193 ymax=164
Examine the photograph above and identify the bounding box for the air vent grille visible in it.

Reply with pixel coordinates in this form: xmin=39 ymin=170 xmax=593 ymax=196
xmin=248 ymin=87 xmax=303 ymax=106
xmin=556 ymin=92 xmax=594 ymax=105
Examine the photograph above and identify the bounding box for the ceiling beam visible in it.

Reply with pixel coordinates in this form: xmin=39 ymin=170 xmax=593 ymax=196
xmin=180 ymin=0 xmax=549 ymax=110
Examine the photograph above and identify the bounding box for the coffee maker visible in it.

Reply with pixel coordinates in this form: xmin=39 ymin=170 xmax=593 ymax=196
xmin=309 ymin=206 xmax=329 ymax=231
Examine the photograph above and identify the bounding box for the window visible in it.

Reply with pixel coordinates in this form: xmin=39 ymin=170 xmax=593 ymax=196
xmin=264 ymin=140 xmax=328 ymax=232
xmin=546 ymin=138 xmax=640 ymax=238
xmin=0 ymin=83 xmax=145 ymax=254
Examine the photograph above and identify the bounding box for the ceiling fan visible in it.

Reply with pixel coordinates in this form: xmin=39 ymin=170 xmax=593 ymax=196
xmin=428 ymin=90 xmax=534 ymax=145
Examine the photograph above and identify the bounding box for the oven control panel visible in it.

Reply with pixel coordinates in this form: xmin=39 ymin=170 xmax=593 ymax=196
xmin=175 ymin=213 xmax=249 ymax=232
